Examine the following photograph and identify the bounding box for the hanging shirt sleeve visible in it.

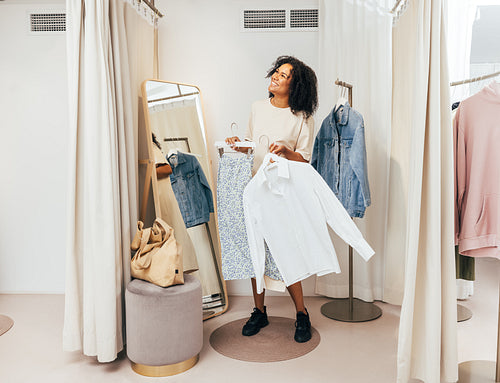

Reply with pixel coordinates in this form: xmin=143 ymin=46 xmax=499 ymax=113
xmin=311 ymin=169 xmax=375 ymax=261
xmin=194 ymin=159 xmax=214 ymax=213
xmin=350 ymin=119 xmax=371 ymax=208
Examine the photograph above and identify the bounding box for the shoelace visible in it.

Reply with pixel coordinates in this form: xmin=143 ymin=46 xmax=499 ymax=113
xmin=295 ymin=315 xmax=310 ymax=329
xmin=249 ymin=309 xmax=264 ymax=322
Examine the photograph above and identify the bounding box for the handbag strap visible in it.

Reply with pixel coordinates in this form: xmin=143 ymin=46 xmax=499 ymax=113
xmin=137 ymin=227 xmax=152 ymax=255
xmin=154 ymin=217 xmax=173 ymax=240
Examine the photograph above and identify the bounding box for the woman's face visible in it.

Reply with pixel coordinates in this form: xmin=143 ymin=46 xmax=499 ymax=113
xmin=268 ymin=63 xmax=293 ymax=98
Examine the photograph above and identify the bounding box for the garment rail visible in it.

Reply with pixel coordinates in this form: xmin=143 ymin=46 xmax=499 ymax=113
xmin=320 ymin=79 xmax=382 ymax=323
xmin=450 ymin=70 xmax=500 ymax=87
xmin=141 ymin=0 xmax=164 ymax=18
xmin=451 ymin=73 xmax=500 ymax=383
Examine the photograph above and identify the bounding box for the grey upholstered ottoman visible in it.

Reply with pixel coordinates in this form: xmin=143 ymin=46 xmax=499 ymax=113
xmin=125 ymin=275 xmax=202 ymax=377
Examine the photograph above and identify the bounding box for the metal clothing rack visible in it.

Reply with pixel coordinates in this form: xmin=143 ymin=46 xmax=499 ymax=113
xmin=450 ymin=70 xmax=500 ymax=87
xmin=141 ymin=0 xmax=164 ymax=18
xmin=320 ymin=79 xmax=382 ymax=323
xmin=451 ymin=72 xmax=500 ymax=382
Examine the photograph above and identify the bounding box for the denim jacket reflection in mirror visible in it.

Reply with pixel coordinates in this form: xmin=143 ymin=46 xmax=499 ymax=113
xmin=167 ymin=151 xmax=214 ymax=228
xmin=311 ymin=102 xmax=371 ymax=218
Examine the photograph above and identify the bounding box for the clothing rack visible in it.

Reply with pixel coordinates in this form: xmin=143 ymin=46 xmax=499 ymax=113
xmin=334 ymin=79 xmax=353 ymax=105
xmin=450 ymin=70 xmax=500 ymax=87
xmin=453 ymin=75 xmax=500 ymax=383
xmin=390 ymin=0 xmax=404 ymax=13
xmin=141 ymin=0 xmax=164 ymax=18
xmin=320 ymin=80 xmax=382 ymax=323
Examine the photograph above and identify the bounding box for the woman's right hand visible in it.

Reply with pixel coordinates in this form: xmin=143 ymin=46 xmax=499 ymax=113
xmin=225 ymin=136 xmax=241 ymax=146
xmin=225 ymin=136 xmax=249 ymax=153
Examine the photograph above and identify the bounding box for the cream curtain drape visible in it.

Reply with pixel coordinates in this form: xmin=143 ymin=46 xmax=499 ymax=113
xmin=447 ymin=0 xmax=478 ymax=300
xmin=392 ymin=0 xmax=458 ymax=382
xmin=316 ymin=0 xmax=392 ymax=303
xmin=64 ymin=0 xmax=155 ymax=362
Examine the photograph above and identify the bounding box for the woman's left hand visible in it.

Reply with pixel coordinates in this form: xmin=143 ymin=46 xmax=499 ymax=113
xmin=269 ymin=143 xmax=290 ymax=157
xmin=269 ymin=143 xmax=307 ymax=162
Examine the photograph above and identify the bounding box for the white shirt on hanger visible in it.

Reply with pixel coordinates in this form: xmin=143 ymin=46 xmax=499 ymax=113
xmin=243 ymin=153 xmax=375 ymax=293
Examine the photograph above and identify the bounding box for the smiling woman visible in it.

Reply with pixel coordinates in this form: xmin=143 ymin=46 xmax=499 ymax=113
xmin=223 ymin=55 xmax=318 ymax=344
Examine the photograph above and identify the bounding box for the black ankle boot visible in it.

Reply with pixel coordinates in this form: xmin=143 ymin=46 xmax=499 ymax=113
xmin=242 ymin=306 xmax=269 ymax=336
xmin=294 ymin=309 xmax=311 ymax=343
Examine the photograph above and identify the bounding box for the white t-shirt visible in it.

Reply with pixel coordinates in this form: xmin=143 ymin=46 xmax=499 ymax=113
xmin=243 ymin=153 xmax=375 ymax=294
xmin=245 ymin=98 xmax=315 ymax=174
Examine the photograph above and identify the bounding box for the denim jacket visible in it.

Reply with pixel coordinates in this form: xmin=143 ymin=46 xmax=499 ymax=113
xmin=167 ymin=151 xmax=214 ymax=228
xmin=311 ymin=103 xmax=371 ymax=218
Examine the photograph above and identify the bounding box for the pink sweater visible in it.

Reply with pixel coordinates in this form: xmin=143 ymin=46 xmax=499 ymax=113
xmin=454 ymin=81 xmax=500 ymax=259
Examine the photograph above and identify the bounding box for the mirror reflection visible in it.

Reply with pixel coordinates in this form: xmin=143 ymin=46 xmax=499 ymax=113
xmin=142 ymin=80 xmax=227 ymax=319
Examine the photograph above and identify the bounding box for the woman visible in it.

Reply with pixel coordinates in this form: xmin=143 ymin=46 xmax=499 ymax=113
xmin=226 ymin=55 xmax=318 ymax=343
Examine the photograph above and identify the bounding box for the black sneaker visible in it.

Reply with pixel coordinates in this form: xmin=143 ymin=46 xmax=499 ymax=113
xmin=242 ymin=307 xmax=269 ymax=336
xmin=294 ymin=310 xmax=311 ymax=343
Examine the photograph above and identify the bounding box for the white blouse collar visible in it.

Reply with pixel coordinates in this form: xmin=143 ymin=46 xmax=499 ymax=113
xmin=254 ymin=153 xmax=290 ymax=195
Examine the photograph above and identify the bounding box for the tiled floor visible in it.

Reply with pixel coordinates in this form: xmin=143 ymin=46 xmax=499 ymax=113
xmin=0 ymin=258 xmax=497 ymax=383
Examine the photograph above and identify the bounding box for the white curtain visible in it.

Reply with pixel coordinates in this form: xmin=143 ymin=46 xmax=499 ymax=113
xmin=448 ymin=0 xmax=477 ymax=103
xmin=448 ymin=0 xmax=478 ymax=300
xmin=64 ymin=0 xmax=155 ymax=362
xmin=316 ymin=0 xmax=393 ymax=303
xmin=392 ymin=0 xmax=458 ymax=382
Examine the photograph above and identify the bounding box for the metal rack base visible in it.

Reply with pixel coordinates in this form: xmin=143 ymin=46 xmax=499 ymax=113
xmin=458 ymin=304 xmax=473 ymax=322
xmin=320 ymin=298 xmax=382 ymax=323
xmin=458 ymin=360 xmax=497 ymax=383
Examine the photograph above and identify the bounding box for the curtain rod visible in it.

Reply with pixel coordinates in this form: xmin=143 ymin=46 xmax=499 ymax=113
xmin=450 ymin=70 xmax=500 ymax=86
xmin=142 ymin=0 xmax=164 ymax=18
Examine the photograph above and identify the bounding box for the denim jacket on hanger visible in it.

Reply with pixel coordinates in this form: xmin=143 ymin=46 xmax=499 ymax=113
xmin=311 ymin=102 xmax=371 ymax=218
xmin=167 ymin=151 xmax=214 ymax=228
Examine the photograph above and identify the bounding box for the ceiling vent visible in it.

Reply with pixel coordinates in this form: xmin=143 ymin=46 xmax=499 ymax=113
xmin=290 ymin=9 xmax=318 ymax=29
xmin=30 ymin=12 xmax=66 ymax=34
xmin=242 ymin=8 xmax=318 ymax=32
xmin=243 ymin=10 xmax=286 ymax=29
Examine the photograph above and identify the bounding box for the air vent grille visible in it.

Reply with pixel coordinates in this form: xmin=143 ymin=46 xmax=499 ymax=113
xmin=243 ymin=10 xmax=286 ymax=29
xmin=30 ymin=13 xmax=66 ymax=33
xmin=290 ymin=9 xmax=318 ymax=28
xmin=242 ymin=8 xmax=318 ymax=31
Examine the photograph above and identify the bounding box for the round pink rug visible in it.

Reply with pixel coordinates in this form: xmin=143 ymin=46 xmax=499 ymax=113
xmin=209 ymin=316 xmax=320 ymax=362
xmin=0 ymin=315 xmax=14 ymax=336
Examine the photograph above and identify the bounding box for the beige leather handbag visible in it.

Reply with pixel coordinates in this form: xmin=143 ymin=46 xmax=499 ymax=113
xmin=130 ymin=218 xmax=184 ymax=287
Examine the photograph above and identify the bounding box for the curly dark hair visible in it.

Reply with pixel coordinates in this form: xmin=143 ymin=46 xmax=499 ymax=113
xmin=266 ymin=55 xmax=318 ymax=119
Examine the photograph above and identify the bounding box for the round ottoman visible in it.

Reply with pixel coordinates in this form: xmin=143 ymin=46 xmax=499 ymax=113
xmin=125 ymin=275 xmax=202 ymax=377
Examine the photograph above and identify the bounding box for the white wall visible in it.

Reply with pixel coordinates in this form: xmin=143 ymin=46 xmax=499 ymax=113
xmin=0 ymin=0 xmax=68 ymax=293
xmin=156 ymin=0 xmax=320 ymax=296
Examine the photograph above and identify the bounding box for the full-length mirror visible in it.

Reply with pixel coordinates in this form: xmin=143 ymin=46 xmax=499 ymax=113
xmin=140 ymin=79 xmax=227 ymax=319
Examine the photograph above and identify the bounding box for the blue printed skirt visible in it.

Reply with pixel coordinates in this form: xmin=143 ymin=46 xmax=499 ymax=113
xmin=217 ymin=153 xmax=283 ymax=281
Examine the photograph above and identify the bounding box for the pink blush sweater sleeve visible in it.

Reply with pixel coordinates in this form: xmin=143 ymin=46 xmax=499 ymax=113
xmin=454 ymin=81 xmax=500 ymax=259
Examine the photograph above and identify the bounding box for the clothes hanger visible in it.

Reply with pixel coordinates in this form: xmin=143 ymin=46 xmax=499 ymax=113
xmin=167 ymin=148 xmax=178 ymax=158
xmin=260 ymin=135 xmax=282 ymax=167
xmin=334 ymin=86 xmax=348 ymax=112
xmin=214 ymin=122 xmax=255 ymax=157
